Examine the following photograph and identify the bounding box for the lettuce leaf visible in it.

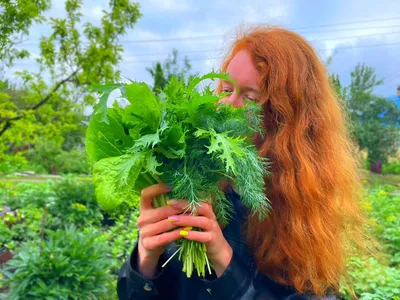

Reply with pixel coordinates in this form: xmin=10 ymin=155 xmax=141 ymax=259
xmin=86 ymin=112 xmax=134 ymax=162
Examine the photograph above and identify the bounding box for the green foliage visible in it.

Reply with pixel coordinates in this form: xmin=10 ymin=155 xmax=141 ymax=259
xmin=49 ymin=176 xmax=103 ymax=228
xmin=363 ymin=186 xmax=400 ymax=266
xmin=147 ymin=48 xmax=195 ymax=92
xmin=103 ymin=210 xmax=139 ymax=274
xmin=1 ymin=226 xmax=113 ymax=300
xmin=340 ymin=256 xmax=400 ymax=300
xmin=0 ymin=0 xmax=142 ymax=158
xmin=0 ymin=0 xmax=51 ymax=65
xmin=384 ymin=161 xmax=400 ymax=175
xmin=86 ymin=72 xmax=271 ymax=277
xmin=1 ymin=181 xmax=55 ymax=209
xmin=24 ymin=139 xmax=92 ymax=175
xmin=340 ymin=184 xmax=400 ymax=299
xmin=331 ymin=64 xmax=400 ymax=164
xmin=0 ymin=153 xmax=28 ymax=174
xmin=55 ymin=149 xmax=92 ymax=175
xmin=87 ymin=72 xmax=270 ymax=218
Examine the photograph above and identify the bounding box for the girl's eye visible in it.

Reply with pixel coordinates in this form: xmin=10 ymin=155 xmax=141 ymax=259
xmin=222 ymin=88 xmax=233 ymax=93
xmin=244 ymin=95 xmax=256 ymax=101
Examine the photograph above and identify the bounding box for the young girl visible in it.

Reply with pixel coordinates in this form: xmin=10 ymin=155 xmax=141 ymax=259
xmin=117 ymin=26 xmax=366 ymax=299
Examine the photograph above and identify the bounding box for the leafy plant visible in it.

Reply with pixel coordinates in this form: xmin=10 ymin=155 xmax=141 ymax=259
xmin=383 ymin=161 xmax=400 ymax=175
xmin=86 ymin=72 xmax=271 ymax=277
xmin=103 ymin=210 xmax=139 ymax=274
xmin=55 ymin=149 xmax=92 ymax=175
xmin=49 ymin=176 xmax=103 ymax=228
xmin=340 ymin=256 xmax=400 ymax=300
xmin=0 ymin=153 xmax=28 ymax=175
xmin=2 ymin=181 xmax=56 ymax=209
xmin=1 ymin=226 xmax=113 ymax=300
xmin=363 ymin=186 xmax=400 ymax=266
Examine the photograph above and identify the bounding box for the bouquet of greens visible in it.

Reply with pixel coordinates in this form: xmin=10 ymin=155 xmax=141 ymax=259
xmin=86 ymin=72 xmax=271 ymax=278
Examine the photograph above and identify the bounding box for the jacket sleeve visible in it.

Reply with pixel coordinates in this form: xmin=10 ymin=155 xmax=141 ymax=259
xmin=200 ymin=250 xmax=338 ymax=300
xmin=117 ymin=240 xmax=178 ymax=300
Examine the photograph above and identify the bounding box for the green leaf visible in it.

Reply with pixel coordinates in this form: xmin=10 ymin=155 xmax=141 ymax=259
xmin=144 ymin=151 xmax=163 ymax=175
xmin=86 ymin=112 xmax=134 ymax=162
xmin=187 ymin=70 xmax=235 ymax=92
xmin=196 ymin=129 xmax=246 ymax=174
xmin=93 ymin=155 xmax=145 ymax=211
xmin=123 ymin=82 xmax=161 ymax=131
xmin=131 ymin=132 xmax=160 ymax=150
xmin=91 ymin=83 xmax=126 ymax=124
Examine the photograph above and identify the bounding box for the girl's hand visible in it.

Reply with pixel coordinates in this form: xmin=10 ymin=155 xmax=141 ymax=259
xmin=136 ymin=184 xmax=185 ymax=277
xmin=166 ymin=201 xmax=233 ymax=277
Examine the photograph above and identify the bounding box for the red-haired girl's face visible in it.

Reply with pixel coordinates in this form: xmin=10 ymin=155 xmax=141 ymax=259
xmin=220 ymin=50 xmax=262 ymax=107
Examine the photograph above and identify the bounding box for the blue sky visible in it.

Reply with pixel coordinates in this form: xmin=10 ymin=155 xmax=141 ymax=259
xmin=6 ymin=0 xmax=400 ymax=98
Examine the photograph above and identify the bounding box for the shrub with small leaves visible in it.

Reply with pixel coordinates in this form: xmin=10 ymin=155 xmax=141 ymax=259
xmin=340 ymin=256 xmax=400 ymax=300
xmin=103 ymin=209 xmax=139 ymax=274
xmin=1 ymin=226 xmax=113 ymax=300
xmin=49 ymin=176 xmax=103 ymax=228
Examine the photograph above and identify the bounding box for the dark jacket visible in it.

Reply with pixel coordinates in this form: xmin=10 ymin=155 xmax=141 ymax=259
xmin=117 ymin=188 xmax=338 ymax=300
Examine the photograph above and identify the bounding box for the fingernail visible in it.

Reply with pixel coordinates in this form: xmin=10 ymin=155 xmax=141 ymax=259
xmin=180 ymin=230 xmax=189 ymax=236
xmin=183 ymin=226 xmax=192 ymax=231
xmin=168 ymin=215 xmax=180 ymax=222
xmin=167 ymin=200 xmax=180 ymax=207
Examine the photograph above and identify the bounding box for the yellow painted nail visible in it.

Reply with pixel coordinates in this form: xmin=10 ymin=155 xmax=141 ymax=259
xmin=183 ymin=226 xmax=192 ymax=231
xmin=180 ymin=230 xmax=189 ymax=236
xmin=166 ymin=200 xmax=173 ymax=206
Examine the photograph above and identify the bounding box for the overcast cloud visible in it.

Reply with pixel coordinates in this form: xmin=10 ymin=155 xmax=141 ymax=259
xmin=6 ymin=0 xmax=400 ymax=98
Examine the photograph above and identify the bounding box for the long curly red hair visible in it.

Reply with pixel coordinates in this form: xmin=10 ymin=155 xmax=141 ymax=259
xmin=218 ymin=26 xmax=368 ymax=296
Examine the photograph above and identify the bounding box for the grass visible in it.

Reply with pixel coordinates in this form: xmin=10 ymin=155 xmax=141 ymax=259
xmin=0 ymin=175 xmax=92 ymax=183
xmin=360 ymin=169 xmax=400 ymax=187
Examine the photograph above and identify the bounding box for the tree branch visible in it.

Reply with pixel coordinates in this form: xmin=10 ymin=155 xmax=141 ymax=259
xmin=0 ymin=68 xmax=81 ymax=138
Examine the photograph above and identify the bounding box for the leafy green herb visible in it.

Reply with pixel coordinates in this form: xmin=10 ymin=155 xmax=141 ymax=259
xmin=86 ymin=71 xmax=271 ymax=277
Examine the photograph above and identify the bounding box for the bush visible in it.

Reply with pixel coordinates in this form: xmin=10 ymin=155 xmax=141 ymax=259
xmin=103 ymin=210 xmax=139 ymax=274
xmin=340 ymin=256 xmax=400 ymax=300
xmin=1 ymin=226 xmax=113 ymax=300
xmin=24 ymin=139 xmax=92 ymax=175
xmin=55 ymin=149 xmax=92 ymax=175
xmin=1 ymin=181 xmax=56 ymax=209
xmin=363 ymin=186 xmax=400 ymax=266
xmin=0 ymin=153 xmax=28 ymax=175
xmin=383 ymin=161 xmax=400 ymax=175
xmin=49 ymin=176 xmax=103 ymax=228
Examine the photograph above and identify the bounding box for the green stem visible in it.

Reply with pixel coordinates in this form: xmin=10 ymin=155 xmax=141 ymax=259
xmin=140 ymin=172 xmax=168 ymax=208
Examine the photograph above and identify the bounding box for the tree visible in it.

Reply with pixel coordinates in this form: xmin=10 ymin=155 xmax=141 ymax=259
xmin=0 ymin=0 xmax=142 ymax=153
xmin=0 ymin=0 xmax=51 ymax=65
xmin=146 ymin=48 xmax=194 ymax=92
xmin=332 ymin=64 xmax=400 ymax=172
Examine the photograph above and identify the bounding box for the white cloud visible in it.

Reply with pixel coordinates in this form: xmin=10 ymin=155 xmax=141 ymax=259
xmin=144 ymin=0 xmax=192 ymax=12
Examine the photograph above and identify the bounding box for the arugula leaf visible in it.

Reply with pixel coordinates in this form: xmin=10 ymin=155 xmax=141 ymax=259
xmin=195 ymin=128 xmax=245 ymax=174
xmin=91 ymin=83 xmax=126 ymax=124
xmin=86 ymin=112 xmax=134 ymax=162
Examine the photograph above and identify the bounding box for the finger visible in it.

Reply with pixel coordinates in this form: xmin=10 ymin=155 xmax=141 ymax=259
xmin=177 ymin=200 xmax=216 ymax=220
xmin=137 ymin=205 xmax=182 ymax=228
xmin=140 ymin=219 xmax=179 ymax=238
xmin=179 ymin=230 xmax=214 ymax=244
xmin=140 ymin=184 xmax=171 ymax=210
xmin=166 ymin=215 xmax=214 ymax=232
xmin=142 ymin=228 xmax=183 ymax=251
